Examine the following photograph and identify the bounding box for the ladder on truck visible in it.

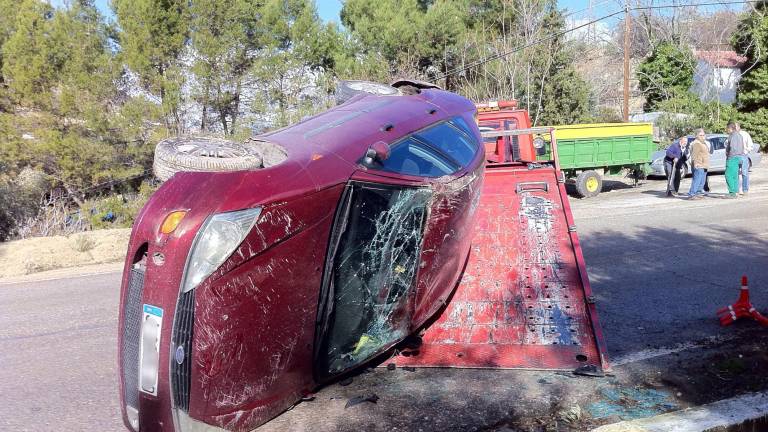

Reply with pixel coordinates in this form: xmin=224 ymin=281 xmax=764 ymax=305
xmin=394 ymin=127 xmax=609 ymax=373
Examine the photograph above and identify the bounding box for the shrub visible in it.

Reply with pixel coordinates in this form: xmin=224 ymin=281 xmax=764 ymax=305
xmin=72 ymin=234 xmax=96 ymax=252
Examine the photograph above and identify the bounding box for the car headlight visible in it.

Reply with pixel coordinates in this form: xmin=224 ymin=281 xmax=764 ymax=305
xmin=182 ymin=207 xmax=262 ymax=292
xmin=533 ymin=137 xmax=545 ymax=149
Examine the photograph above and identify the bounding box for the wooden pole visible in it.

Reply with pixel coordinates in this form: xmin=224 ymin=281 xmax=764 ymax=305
xmin=623 ymin=1 xmax=631 ymax=121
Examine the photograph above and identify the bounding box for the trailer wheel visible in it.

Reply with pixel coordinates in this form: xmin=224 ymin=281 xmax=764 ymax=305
xmin=575 ymin=170 xmax=602 ymax=198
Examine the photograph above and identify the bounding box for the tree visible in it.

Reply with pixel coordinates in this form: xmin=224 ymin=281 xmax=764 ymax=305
xmin=528 ymin=4 xmax=590 ymax=125
xmin=112 ymin=0 xmax=188 ymax=133
xmin=0 ymin=0 xmax=20 ymax=87
xmin=732 ymin=0 xmax=768 ymax=146
xmin=637 ymin=41 xmax=696 ymax=111
xmin=251 ymin=0 xmax=342 ymax=128
xmin=188 ymin=0 xmax=263 ymax=135
xmin=454 ymin=0 xmax=590 ymax=125
xmin=1 ymin=0 xmax=57 ymax=108
xmin=341 ymin=0 xmax=469 ymax=85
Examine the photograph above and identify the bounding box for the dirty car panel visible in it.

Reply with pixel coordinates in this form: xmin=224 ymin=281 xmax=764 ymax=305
xmin=118 ymin=87 xmax=483 ymax=432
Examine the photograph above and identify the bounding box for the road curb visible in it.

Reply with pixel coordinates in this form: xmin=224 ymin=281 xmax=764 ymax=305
xmin=592 ymin=392 xmax=768 ymax=432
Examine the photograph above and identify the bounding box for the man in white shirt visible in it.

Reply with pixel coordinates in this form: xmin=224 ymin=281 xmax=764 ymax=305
xmin=736 ymin=122 xmax=753 ymax=194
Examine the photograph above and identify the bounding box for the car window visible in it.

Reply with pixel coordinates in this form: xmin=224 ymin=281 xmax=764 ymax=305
xmin=478 ymin=121 xmax=499 ymax=146
xmin=319 ymin=183 xmax=431 ymax=375
xmin=380 ymin=137 xmax=458 ymax=177
xmin=711 ymin=137 xmax=726 ymax=150
xmin=414 ymin=121 xmax=479 ymax=167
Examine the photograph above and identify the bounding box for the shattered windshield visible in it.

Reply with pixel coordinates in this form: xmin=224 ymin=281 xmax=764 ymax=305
xmin=320 ymin=183 xmax=431 ymax=375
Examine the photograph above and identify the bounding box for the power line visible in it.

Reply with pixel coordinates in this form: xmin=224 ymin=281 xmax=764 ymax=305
xmin=438 ymin=9 xmax=626 ymax=79
xmin=438 ymin=0 xmax=759 ymax=80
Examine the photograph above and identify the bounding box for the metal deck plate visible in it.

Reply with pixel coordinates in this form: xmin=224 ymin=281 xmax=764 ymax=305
xmin=394 ymin=166 xmax=608 ymax=371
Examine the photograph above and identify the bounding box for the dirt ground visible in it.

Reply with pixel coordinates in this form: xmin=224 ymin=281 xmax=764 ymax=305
xmin=0 ymin=228 xmax=130 ymax=278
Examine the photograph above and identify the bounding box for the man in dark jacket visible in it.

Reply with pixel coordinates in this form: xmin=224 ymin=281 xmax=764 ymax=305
xmin=664 ymin=136 xmax=689 ymax=196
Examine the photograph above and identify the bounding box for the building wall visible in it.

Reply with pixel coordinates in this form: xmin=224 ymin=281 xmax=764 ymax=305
xmin=691 ymin=60 xmax=741 ymax=103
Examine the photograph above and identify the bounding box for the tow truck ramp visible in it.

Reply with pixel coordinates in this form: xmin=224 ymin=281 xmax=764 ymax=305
xmin=394 ymin=131 xmax=609 ymax=372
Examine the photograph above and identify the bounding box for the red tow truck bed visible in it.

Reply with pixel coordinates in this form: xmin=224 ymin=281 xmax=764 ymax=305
xmin=394 ymin=159 xmax=608 ymax=372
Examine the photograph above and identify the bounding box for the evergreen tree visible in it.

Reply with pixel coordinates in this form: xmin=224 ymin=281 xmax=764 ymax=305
xmin=732 ymin=0 xmax=768 ymax=112
xmin=637 ymin=41 xmax=696 ymax=111
xmin=528 ymin=4 xmax=590 ymax=125
xmin=112 ymin=0 xmax=188 ymax=132
xmin=188 ymin=0 xmax=263 ymax=135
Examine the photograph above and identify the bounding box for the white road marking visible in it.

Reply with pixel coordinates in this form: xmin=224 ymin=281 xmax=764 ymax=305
xmin=610 ymin=336 xmax=734 ymax=367
xmin=592 ymin=391 xmax=768 ymax=432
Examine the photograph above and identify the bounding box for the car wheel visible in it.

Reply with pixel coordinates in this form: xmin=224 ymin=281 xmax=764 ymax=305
xmin=335 ymin=80 xmax=399 ymax=105
xmin=153 ymin=137 xmax=264 ymax=181
xmin=575 ymin=170 xmax=602 ymax=198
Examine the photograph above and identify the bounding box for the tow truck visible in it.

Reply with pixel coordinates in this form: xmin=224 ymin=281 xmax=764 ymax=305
xmin=394 ymin=100 xmax=609 ymax=372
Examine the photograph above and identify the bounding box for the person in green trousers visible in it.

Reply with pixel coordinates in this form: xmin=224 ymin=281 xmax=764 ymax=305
xmin=725 ymin=122 xmax=746 ymax=198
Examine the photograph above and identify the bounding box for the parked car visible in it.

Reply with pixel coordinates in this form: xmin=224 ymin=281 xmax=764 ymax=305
xmin=650 ymin=134 xmax=762 ymax=176
xmin=118 ymin=81 xmax=485 ymax=432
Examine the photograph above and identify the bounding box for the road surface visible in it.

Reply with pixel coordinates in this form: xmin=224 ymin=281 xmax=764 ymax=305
xmin=1 ymin=169 xmax=766 ymax=431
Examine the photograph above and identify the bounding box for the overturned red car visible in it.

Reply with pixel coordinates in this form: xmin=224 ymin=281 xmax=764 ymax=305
xmin=118 ymin=83 xmax=484 ymax=431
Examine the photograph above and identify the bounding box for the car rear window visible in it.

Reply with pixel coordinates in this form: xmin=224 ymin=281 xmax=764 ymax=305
xmin=381 ymin=137 xmax=458 ymax=177
xmin=414 ymin=120 xmax=478 ymax=167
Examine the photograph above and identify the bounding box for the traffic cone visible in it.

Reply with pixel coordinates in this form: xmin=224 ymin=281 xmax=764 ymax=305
xmin=716 ymin=276 xmax=768 ymax=327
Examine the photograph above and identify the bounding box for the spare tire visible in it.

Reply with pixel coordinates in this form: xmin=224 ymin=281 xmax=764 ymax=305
xmin=153 ymin=137 xmax=263 ymax=181
xmin=335 ymin=80 xmax=399 ymax=105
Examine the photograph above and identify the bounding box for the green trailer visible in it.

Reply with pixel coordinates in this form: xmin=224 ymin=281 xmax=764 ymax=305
xmin=537 ymin=122 xmax=655 ymax=198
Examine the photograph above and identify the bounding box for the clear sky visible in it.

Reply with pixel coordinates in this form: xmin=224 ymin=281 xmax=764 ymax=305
xmin=51 ymin=0 xmax=744 ymax=28
xmin=52 ymin=0 xmax=613 ymax=24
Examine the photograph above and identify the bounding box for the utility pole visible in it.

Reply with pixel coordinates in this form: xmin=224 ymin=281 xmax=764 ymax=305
xmin=623 ymin=0 xmax=631 ymax=121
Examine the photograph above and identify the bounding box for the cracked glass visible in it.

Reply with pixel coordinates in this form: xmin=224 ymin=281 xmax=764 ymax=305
xmin=321 ymin=183 xmax=431 ymax=374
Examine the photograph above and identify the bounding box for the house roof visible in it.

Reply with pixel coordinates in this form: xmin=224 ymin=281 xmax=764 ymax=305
xmin=694 ymin=50 xmax=747 ymax=68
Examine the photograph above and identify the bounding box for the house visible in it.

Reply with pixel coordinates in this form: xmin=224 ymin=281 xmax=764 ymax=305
xmin=690 ymin=50 xmax=747 ymax=103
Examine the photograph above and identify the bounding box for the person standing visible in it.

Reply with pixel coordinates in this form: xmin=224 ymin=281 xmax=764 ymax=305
xmin=664 ymin=136 xmax=688 ymax=196
xmin=736 ymin=122 xmax=753 ymax=194
xmin=687 ymin=129 xmax=710 ymax=199
xmin=725 ymin=122 xmax=746 ymax=198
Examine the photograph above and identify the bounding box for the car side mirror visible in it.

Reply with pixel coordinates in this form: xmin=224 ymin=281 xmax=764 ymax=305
xmin=363 ymin=141 xmax=390 ymax=165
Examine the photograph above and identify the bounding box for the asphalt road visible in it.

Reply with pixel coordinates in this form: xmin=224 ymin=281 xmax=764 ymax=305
xmin=0 ymin=168 xmax=766 ymax=431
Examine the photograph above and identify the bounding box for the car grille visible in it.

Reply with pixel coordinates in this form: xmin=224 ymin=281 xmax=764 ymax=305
xmin=172 ymin=289 xmax=195 ymax=412
xmin=122 ymin=267 xmax=145 ymax=412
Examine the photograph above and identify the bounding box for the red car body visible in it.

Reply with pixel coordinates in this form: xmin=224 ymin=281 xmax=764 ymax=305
xmin=118 ymin=88 xmax=484 ymax=431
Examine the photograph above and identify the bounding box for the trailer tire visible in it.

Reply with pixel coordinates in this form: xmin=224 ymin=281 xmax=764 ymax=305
xmin=575 ymin=170 xmax=602 ymax=198
xmin=153 ymin=137 xmax=264 ymax=181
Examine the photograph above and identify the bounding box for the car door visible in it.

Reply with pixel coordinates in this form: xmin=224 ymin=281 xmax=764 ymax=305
xmin=709 ymin=137 xmax=727 ymax=172
xmin=315 ymin=117 xmax=483 ymax=379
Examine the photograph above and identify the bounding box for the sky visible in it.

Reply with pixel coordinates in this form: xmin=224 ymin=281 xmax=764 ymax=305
xmin=51 ymin=0 xmax=745 ymax=30
xmin=51 ymin=0 xmax=615 ymax=24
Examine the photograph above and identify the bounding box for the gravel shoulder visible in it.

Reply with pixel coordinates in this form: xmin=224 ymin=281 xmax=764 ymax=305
xmin=0 ymin=228 xmax=130 ymax=279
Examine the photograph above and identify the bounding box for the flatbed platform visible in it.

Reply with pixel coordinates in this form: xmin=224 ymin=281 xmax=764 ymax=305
xmin=394 ymin=163 xmax=608 ymax=371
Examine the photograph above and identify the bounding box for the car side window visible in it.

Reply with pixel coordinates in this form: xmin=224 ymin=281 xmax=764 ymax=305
xmin=380 ymin=137 xmax=458 ymax=177
xmin=712 ymin=137 xmax=725 ymax=150
xmin=414 ymin=121 xmax=479 ymax=167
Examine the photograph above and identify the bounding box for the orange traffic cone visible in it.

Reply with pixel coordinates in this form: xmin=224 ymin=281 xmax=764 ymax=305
xmin=717 ymin=276 xmax=768 ymax=327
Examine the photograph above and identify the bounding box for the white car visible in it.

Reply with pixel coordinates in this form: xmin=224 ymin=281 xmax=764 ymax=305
xmin=650 ymin=134 xmax=762 ymax=176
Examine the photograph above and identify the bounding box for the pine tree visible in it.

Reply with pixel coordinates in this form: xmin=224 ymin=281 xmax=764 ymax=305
xmin=637 ymin=41 xmax=696 ymax=111
xmin=732 ymin=0 xmax=768 ymax=146
xmin=112 ymin=0 xmax=188 ymax=133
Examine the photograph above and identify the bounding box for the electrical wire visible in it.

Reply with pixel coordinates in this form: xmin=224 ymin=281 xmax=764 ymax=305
xmin=438 ymin=0 xmax=761 ymax=79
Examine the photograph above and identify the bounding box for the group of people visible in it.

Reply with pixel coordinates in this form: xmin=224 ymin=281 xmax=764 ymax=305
xmin=663 ymin=121 xmax=754 ymax=199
